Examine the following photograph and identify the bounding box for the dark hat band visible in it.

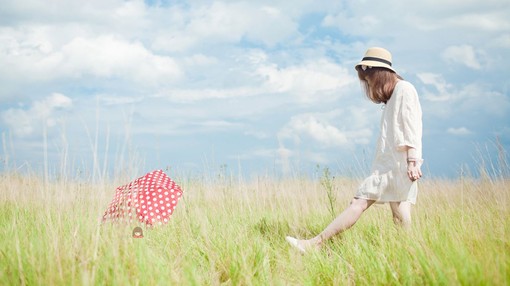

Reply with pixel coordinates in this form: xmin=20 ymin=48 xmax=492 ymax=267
xmin=362 ymin=56 xmax=392 ymax=66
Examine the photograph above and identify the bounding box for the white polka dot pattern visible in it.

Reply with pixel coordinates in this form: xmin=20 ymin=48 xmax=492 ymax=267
xmin=102 ymin=169 xmax=183 ymax=226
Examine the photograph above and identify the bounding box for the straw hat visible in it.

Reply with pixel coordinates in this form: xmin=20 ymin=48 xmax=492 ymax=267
xmin=356 ymin=47 xmax=396 ymax=73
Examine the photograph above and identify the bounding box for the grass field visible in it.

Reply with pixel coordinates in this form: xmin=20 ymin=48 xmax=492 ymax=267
xmin=1 ymin=170 xmax=509 ymax=285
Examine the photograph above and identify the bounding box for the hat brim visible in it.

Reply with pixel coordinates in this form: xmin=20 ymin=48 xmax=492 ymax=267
xmin=356 ymin=60 xmax=396 ymax=73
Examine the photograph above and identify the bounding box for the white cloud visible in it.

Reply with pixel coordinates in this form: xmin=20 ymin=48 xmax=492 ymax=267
xmin=458 ymin=85 xmax=510 ymax=117
xmin=417 ymin=73 xmax=455 ymax=102
xmin=1 ymin=0 xmax=148 ymax=28
xmin=299 ymin=117 xmax=348 ymax=147
xmin=151 ymin=2 xmax=298 ymax=52
xmin=0 ymin=32 xmax=181 ymax=85
xmin=418 ymin=73 xmax=510 ymax=118
xmin=322 ymin=0 xmax=510 ymax=34
xmin=60 ymin=36 xmax=181 ymax=84
xmin=275 ymin=106 xmax=376 ymax=169
xmin=243 ymin=130 xmax=269 ymax=140
xmin=182 ymin=54 xmax=219 ymax=67
xmin=155 ymin=55 xmax=356 ymax=104
xmin=447 ymin=127 xmax=473 ymax=136
xmin=443 ymin=11 xmax=510 ymax=32
xmin=156 ymin=86 xmax=259 ymax=102
xmin=491 ymin=34 xmax=510 ymax=48
xmin=2 ymin=93 xmax=72 ymax=137
xmin=278 ymin=115 xmax=348 ymax=148
xmin=257 ymin=59 xmax=356 ymax=103
xmin=441 ymin=45 xmax=482 ymax=69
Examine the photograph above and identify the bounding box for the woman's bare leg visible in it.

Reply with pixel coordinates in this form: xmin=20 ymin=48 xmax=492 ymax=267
xmin=389 ymin=201 xmax=412 ymax=228
xmin=296 ymin=198 xmax=375 ymax=250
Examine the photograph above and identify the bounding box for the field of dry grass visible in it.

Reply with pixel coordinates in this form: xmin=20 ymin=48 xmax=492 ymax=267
xmin=1 ymin=170 xmax=509 ymax=285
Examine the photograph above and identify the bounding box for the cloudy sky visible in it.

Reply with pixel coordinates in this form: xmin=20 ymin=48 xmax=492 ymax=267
xmin=1 ymin=0 xmax=509 ymax=180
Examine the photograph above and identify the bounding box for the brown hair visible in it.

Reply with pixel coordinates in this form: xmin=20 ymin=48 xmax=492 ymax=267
xmin=356 ymin=67 xmax=403 ymax=104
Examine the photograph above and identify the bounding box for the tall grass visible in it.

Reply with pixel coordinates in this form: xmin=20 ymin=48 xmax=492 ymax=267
xmin=1 ymin=168 xmax=508 ymax=285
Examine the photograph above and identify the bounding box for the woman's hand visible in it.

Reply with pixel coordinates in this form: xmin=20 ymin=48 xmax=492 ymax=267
xmin=407 ymin=161 xmax=422 ymax=181
xmin=406 ymin=147 xmax=422 ymax=181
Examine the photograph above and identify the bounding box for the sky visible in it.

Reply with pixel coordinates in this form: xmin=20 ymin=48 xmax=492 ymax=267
xmin=0 ymin=0 xmax=509 ymax=180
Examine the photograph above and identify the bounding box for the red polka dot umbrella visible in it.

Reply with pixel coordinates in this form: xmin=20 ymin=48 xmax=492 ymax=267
xmin=102 ymin=169 xmax=183 ymax=226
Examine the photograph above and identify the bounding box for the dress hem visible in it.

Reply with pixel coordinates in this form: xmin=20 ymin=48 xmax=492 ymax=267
xmin=353 ymin=195 xmax=416 ymax=205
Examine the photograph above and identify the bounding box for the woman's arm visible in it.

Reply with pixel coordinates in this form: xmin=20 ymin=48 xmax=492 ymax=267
xmin=398 ymin=82 xmax=423 ymax=182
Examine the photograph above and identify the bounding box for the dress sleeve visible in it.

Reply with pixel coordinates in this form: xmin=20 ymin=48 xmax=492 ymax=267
xmin=396 ymin=82 xmax=423 ymax=154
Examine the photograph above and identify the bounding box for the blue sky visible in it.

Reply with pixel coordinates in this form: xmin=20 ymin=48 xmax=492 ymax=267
xmin=0 ymin=0 xmax=509 ymax=180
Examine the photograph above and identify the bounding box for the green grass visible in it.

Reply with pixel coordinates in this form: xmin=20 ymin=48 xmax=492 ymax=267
xmin=0 ymin=173 xmax=508 ymax=285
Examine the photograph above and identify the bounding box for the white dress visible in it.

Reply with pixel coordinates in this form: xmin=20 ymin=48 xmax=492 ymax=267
xmin=355 ymin=80 xmax=423 ymax=204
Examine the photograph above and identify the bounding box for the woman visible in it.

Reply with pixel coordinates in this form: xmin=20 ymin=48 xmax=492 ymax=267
xmin=286 ymin=47 xmax=423 ymax=253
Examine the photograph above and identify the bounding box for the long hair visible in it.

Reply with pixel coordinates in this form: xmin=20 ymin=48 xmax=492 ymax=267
xmin=356 ymin=67 xmax=403 ymax=104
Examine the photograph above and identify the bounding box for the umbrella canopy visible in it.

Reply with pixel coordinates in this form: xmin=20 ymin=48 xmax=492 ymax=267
xmin=102 ymin=169 xmax=183 ymax=226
